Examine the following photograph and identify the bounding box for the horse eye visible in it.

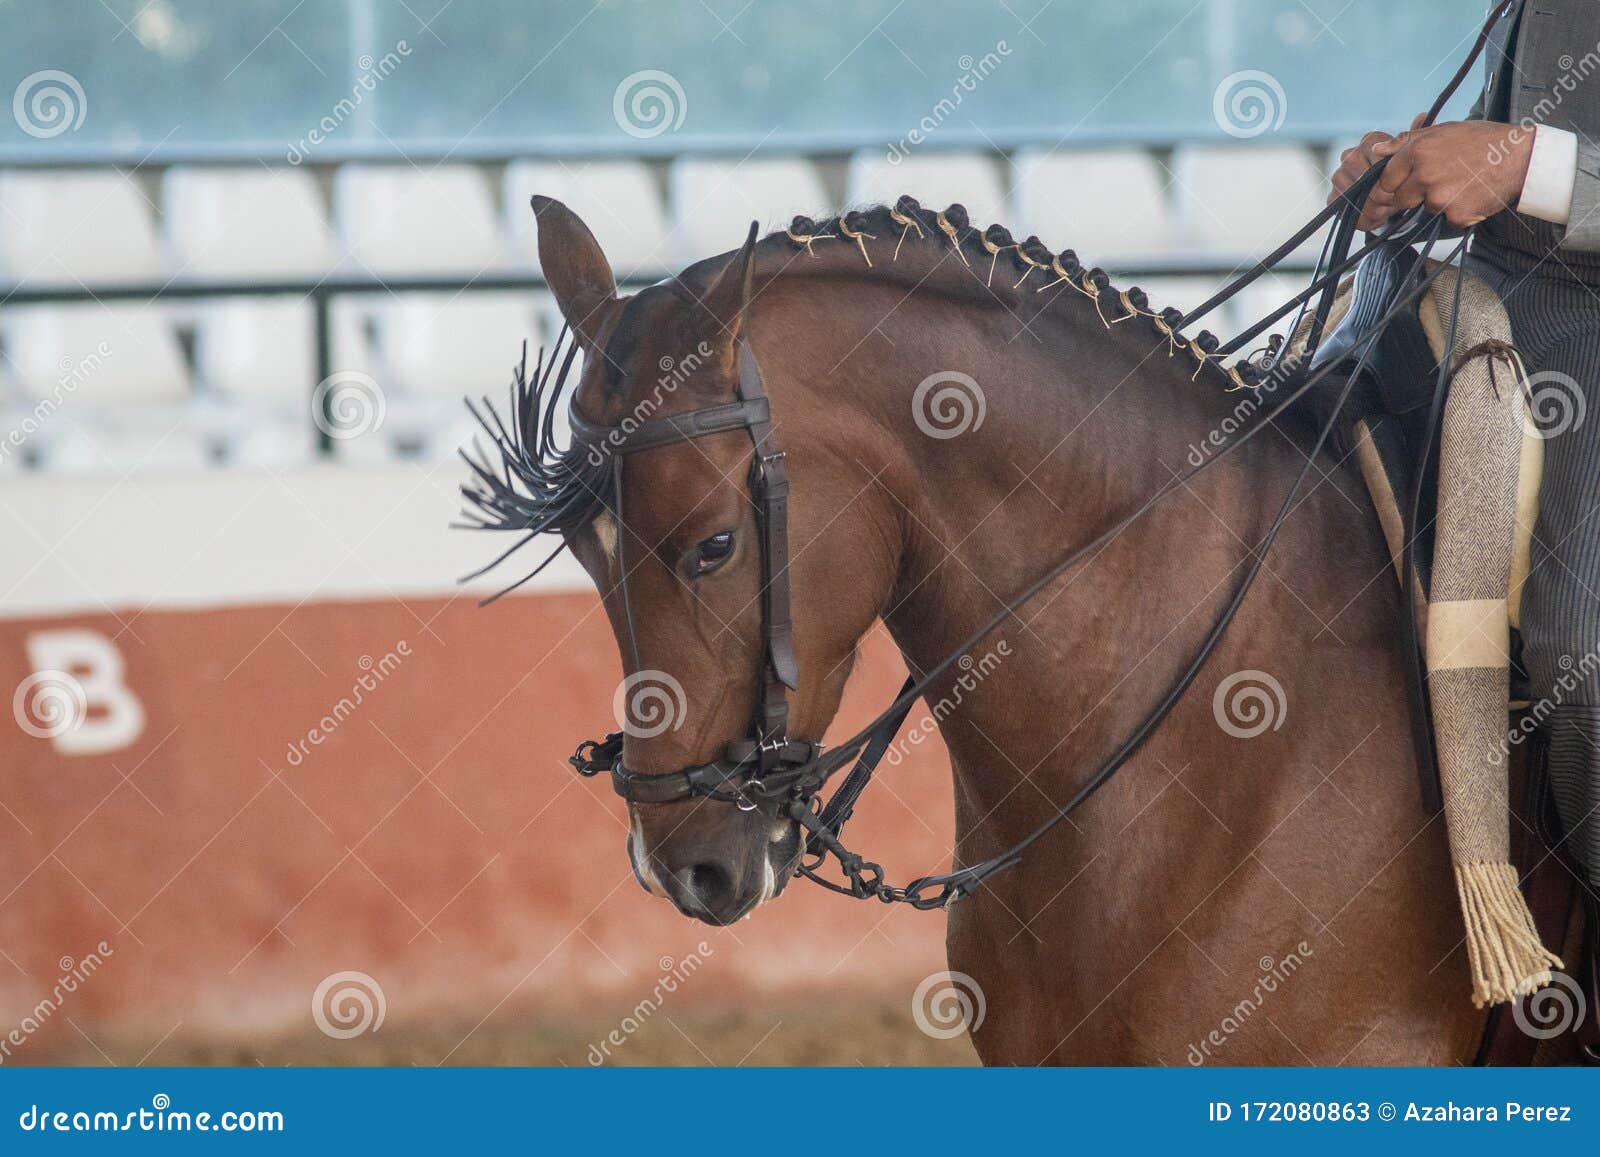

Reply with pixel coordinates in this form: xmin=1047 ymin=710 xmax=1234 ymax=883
xmin=691 ymin=531 xmax=735 ymax=576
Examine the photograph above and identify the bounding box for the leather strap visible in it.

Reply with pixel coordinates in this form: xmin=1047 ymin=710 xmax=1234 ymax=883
xmin=569 ymin=396 xmax=772 ymax=454
xmin=737 ymin=342 xmax=799 ymax=773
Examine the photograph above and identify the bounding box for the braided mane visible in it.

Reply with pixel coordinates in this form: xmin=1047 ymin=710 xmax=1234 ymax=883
xmin=768 ymin=196 xmax=1268 ymax=393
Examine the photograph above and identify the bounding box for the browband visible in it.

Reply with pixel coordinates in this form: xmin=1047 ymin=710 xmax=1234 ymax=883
xmin=569 ymin=396 xmax=772 ymax=455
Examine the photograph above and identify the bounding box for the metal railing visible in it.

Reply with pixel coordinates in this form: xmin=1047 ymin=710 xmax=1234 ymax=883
xmin=0 ymin=142 xmax=1333 ymax=458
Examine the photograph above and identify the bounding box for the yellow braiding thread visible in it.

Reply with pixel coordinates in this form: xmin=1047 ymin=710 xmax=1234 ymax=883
xmin=1077 ymin=271 xmax=1113 ymax=329
xmin=837 ymin=217 xmax=875 ymax=267
xmin=1039 ymin=255 xmax=1081 ymax=292
xmin=1149 ymin=309 xmax=1184 ymax=358
xmin=935 ymin=211 xmax=971 ymax=268
xmin=889 ymin=206 xmax=925 ymax=261
xmin=978 ymin=231 xmax=1011 ymax=288
xmin=1013 ymin=246 xmax=1048 ymax=290
xmin=784 ymin=224 xmax=835 ymax=257
xmin=1224 ymin=364 xmax=1254 ymax=392
xmin=1109 ymin=289 xmax=1146 ymax=325
xmin=1033 ymin=256 xmax=1108 ymax=327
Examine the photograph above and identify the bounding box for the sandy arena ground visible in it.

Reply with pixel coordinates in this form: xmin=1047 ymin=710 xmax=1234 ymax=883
xmin=25 ymin=999 xmax=980 ymax=1067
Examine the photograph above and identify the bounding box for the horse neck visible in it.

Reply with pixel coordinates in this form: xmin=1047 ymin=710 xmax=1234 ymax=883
xmin=782 ymin=274 xmax=1305 ymax=682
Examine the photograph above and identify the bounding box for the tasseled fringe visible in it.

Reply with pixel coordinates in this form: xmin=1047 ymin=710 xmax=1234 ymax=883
xmin=1454 ymin=860 xmax=1562 ymax=1008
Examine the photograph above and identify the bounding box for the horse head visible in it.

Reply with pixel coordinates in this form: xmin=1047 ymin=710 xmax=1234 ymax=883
xmin=504 ymin=197 xmax=897 ymax=924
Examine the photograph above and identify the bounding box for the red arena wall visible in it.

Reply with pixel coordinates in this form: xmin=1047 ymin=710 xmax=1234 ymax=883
xmin=0 ymin=587 xmax=955 ymax=1058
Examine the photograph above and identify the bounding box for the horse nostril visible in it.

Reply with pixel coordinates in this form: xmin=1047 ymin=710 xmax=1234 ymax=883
xmin=668 ymin=861 xmax=734 ymax=916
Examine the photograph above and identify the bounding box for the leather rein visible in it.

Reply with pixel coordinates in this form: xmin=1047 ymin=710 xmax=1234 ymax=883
xmin=564 ymin=0 xmax=1515 ymax=910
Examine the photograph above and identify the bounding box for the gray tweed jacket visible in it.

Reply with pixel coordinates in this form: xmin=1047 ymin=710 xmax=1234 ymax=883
xmin=1472 ymin=0 xmax=1600 ymax=257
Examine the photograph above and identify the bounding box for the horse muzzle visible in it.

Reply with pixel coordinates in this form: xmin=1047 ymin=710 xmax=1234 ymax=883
xmin=627 ymin=806 xmax=802 ymax=925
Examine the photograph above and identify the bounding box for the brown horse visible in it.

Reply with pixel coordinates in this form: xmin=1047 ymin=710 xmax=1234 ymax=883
xmin=510 ymin=193 xmax=1557 ymax=1065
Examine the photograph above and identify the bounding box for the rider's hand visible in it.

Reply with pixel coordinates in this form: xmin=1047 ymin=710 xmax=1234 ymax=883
xmin=1328 ymin=114 xmax=1426 ymax=231
xmin=1369 ymin=120 xmax=1535 ymax=229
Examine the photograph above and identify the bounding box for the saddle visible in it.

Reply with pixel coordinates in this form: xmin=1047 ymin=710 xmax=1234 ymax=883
xmin=1306 ymin=245 xmax=1600 ymax=1064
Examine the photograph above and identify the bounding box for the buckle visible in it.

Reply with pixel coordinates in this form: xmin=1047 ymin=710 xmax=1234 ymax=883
xmin=569 ymin=733 xmax=622 ymax=778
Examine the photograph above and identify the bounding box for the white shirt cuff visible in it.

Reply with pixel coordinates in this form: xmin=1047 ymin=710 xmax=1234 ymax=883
xmin=1517 ymin=124 xmax=1578 ymax=225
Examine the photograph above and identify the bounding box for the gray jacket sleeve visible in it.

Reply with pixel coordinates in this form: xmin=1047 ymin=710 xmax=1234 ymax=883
xmin=1463 ymin=51 xmax=1600 ymax=253
xmin=1560 ymin=138 xmax=1600 ymax=252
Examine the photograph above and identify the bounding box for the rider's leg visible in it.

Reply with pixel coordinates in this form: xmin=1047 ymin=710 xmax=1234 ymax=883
xmin=1515 ymin=326 xmax=1600 ymax=886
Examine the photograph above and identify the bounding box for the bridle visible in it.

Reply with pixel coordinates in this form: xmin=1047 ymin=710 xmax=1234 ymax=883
xmin=568 ymin=336 xmax=821 ymax=809
xmin=550 ymin=0 xmax=1515 ymax=909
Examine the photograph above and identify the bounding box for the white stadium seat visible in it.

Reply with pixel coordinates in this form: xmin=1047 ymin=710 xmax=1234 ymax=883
xmin=337 ymin=293 xmax=536 ymax=466
xmin=191 ymin=299 xmax=331 ymax=467
xmin=335 ymin=164 xmax=504 ymax=276
xmin=1170 ymin=144 xmax=1328 ymax=260
xmin=163 ymin=166 xmax=338 ymax=278
xmin=194 ymin=299 xmax=319 ymax=401
xmin=1013 ymin=148 xmax=1174 ymax=263
xmin=846 ymin=150 xmax=1007 ymax=230
xmin=668 ymin=157 xmax=831 ymax=265
xmin=0 ymin=171 xmax=163 ymax=284
xmin=0 ymin=356 xmax=27 ymax=473
xmin=374 ymin=293 xmax=535 ymax=398
xmin=0 ymin=304 xmax=206 ymax=471
xmin=505 ymin=159 xmax=670 ymax=282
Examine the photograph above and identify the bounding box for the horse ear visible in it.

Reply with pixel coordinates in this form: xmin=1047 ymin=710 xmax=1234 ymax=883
xmin=530 ymin=196 xmax=617 ymax=349
xmin=698 ymin=221 xmax=760 ymax=346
